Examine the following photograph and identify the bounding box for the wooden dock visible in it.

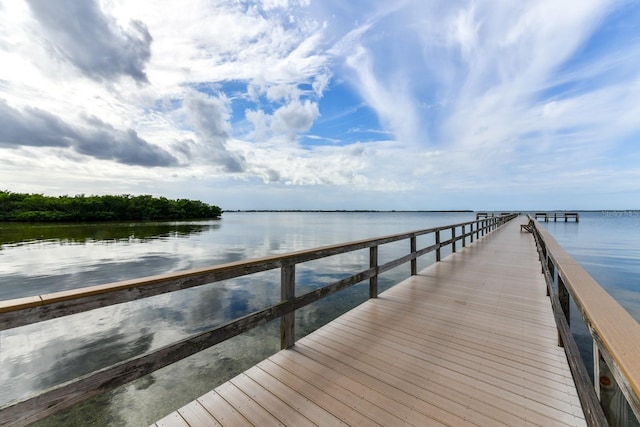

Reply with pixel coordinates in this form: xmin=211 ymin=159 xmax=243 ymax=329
xmin=6 ymin=213 xmax=640 ymax=426
xmin=534 ymin=212 xmax=579 ymax=222
xmin=154 ymin=219 xmax=587 ymax=426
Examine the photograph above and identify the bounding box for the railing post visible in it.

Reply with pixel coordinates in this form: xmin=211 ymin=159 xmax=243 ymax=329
xmin=594 ymin=343 xmax=602 ymax=400
xmin=462 ymin=225 xmax=466 ymax=248
xmin=557 ymin=273 xmax=569 ymax=348
xmin=470 ymin=222 xmax=474 ymax=243
xmin=596 ymin=351 xmax=630 ymax=426
xmin=410 ymin=236 xmax=417 ymax=275
xmin=435 ymin=230 xmax=441 ymax=262
xmin=281 ymin=262 xmax=295 ymax=349
xmin=544 ymin=245 xmax=550 ymax=296
xmin=370 ymin=246 xmax=378 ymax=298
xmin=451 ymin=227 xmax=456 ymax=253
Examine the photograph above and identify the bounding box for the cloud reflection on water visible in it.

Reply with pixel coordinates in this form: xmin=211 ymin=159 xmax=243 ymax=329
xmin=2 ymin=212 xmax=477 ymax=426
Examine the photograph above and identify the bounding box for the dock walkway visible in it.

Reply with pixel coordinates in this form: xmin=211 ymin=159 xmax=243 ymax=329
xmin=155 ymin=219 xmax=587 ymax=426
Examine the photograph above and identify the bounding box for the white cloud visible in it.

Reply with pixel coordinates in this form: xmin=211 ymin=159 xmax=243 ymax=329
xmin=344 ymin=44 xmax=422 ymax=145
xmin=272 ymin=99 xmax=319 ymax=139
xmin=25 ymin=0 xmax=152 ymax=83
xmin=183 ymin=90 xmax=246 ymax=172
xmin=1 ymin=0 xmax=640 ymax=209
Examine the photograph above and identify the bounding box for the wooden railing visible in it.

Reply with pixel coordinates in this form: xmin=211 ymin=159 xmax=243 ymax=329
xmin=530 ymin=217 xmax=640 ymax=426
xmin=0 ymin=214 xmax=517 ymax=426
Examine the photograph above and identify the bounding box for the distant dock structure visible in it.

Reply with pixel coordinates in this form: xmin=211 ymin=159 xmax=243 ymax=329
xmin=476 ymin=212 xmax=516 ymax=219
xmin=535 ymin=212 xmax=579 ymax=222
xmin=10 ymin=212 xmax=640 ymax=427
xmin=477 ymin=211 xmax=578 ymax=222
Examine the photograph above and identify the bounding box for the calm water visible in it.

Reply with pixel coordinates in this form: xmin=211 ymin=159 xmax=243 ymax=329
xmin=541 ymin=211 xmax=640 ymax=321
xmin=1 ymin=211 xmax=638 ymax=426
xmin=0 ymin=212 xmax=472 ymax=426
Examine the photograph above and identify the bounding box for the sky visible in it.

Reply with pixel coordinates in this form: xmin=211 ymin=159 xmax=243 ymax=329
xmin=1 ymin=0 xmax=640 ymax=211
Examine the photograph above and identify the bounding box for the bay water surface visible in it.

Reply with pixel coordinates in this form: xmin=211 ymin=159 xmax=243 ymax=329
xmin=1 ymin=211 xmax=638 ymax=426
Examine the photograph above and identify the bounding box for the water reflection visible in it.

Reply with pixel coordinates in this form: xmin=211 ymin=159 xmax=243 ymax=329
xmin=0 ymin=221 xmax=219 ymax=248
xmin=1 ymin=212 xmax=478 ymax=426
xmin=0 ymin=255 xmax=187 ymax=300
xmin=0 ymin=221 xmax=225 ymax=300
xmin=0 ymin=277 xmax=280 ymax=408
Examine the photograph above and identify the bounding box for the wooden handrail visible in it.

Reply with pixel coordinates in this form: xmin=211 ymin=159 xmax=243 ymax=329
xmin=530 ymin=217 xmax=640 ymax=424
xmin=0 ymin=214 xmax=517 ymax=426
xmin=0 ymin=215 xmax=514 ymax=331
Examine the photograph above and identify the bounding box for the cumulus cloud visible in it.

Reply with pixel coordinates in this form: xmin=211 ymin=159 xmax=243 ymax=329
xmin=3 ymin=0 xmax=640 ymax=209
xmin=25 ymin=0 xmax=152 ymax=83
xmin=0 ymin=99 xmax=177 ymax=167
xmin=272 ymin=99 xmax=319 ymax=139
xmin=245 ymin=109 xmax=270 ymax=142
xmin=244 ymin=97 xmax=320 ymax=143
xmin=184 ymin=91 xmax=246 ymax=173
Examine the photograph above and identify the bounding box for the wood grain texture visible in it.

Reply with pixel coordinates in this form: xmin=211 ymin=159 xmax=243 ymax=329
xmin=534 ymin=220 xmax=640 ymax=421
xmin=157 ymin=219 xmax=588 ymax=426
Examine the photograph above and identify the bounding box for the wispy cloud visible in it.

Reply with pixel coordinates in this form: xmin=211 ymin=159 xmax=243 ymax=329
xmin=1 ymin=0 xmax=639 ymax=209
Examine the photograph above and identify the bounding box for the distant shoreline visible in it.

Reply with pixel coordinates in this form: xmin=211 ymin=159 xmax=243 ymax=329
xmin=224 ymin=209 xmax=639 ymax=213
xmin=225 ymin=209 xmax=475 ymax=213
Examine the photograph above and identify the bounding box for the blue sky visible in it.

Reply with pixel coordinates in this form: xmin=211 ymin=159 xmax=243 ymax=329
xmin=1 ymin=0 xmax=640 ymax=210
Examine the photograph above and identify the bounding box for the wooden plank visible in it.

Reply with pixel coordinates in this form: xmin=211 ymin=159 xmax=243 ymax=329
xmin=301 ymin=327 xmax=581 ymax=426
xmin=293 ymin=342 xmax=478 ymax=426
xmin=229 ymin=373 xmax=316 ymax=427
xmin=214 ymin=381 xmax=284 ymax=426
xmin=278 ymin=349 xmax=476 ymax=427
xmin=196 ymin=390 xmax=252 ymax=426
xmin=177 ymin=400 xmax=222 ymax=426
xmin=356 ymin=296 xmax=566 ymax=363
xmin=328 ymin=314 xmax=581 ymax=407
xmin=273 ymin=351 xmax=395 ymax=426
xmin=0 ymin=295 xmax=42 ymax=313
xmin=355 ymin=284 xmax=568 ymax=352
xmin=244 ymin=365 xmax=347 ymax=426
xmin=257 ymin=358 xmax=381 ymax=426
xmin=155 ymin=411 xmax=189 ymax=427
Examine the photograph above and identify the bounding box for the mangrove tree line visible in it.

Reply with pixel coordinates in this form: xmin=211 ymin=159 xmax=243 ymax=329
xmin=0 ymin=191 xmax=222 ymax=222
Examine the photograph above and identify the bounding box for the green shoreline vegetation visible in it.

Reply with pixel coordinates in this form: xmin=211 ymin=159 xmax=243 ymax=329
xmin=0 ymin=191 xmax=222 ymax=222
